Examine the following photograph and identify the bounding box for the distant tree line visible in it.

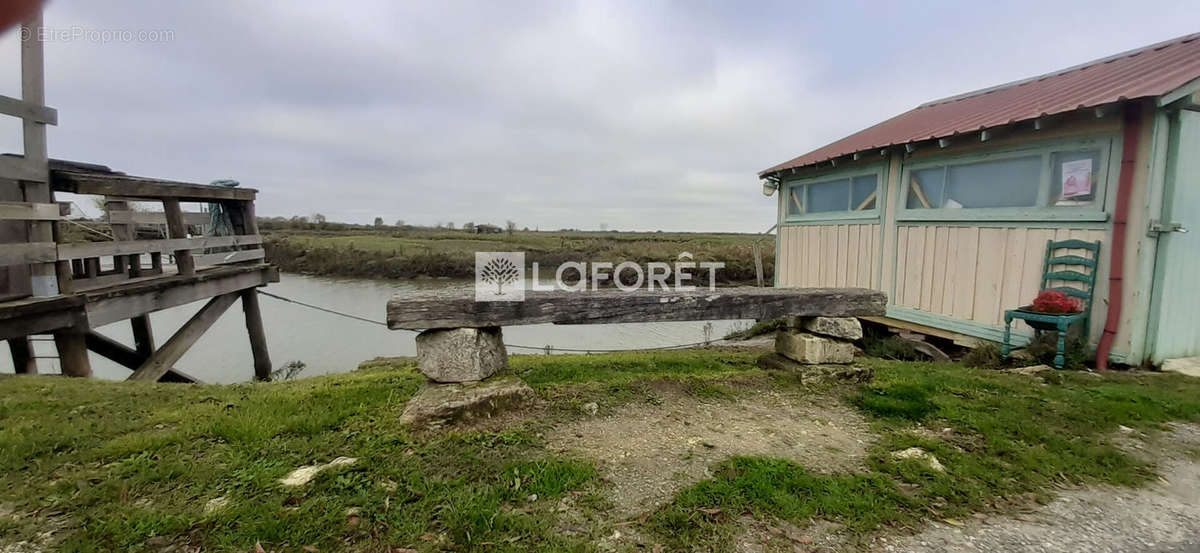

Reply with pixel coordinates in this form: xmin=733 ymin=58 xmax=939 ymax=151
xmin=256 ymin=214 xmax=526 ymax=234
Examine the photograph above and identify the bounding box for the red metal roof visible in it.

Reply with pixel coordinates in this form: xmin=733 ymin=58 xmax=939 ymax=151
xmin=760 ymin=33 xmax=1200 ymax=176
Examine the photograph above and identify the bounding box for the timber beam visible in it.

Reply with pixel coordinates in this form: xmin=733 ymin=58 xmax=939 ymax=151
xmin=50 ymin=169 xmax=257 ymax=202
xmin=85 ymin=264 xmax=278 ymax=326
xmin=387 ymin=287 xmax=887 ymax=330
xmin=85 ymin=330 xmax=199 ymax=383
xmin=127 ymin=293 xmax=240 ymax=382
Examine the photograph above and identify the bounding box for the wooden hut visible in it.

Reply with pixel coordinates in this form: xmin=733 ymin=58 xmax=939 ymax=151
xmin=1 ymin=12 xmax=276 ymax=381
xmin=760 ymin=33 xmax=1200 ymax=368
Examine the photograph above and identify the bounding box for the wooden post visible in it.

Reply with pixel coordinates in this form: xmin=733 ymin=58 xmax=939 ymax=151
xmin=162 ymin=198 xmax=195 ymax=276
xmin=128 ymin=293 xmax=239 ymax=381
xmin=54 ymin=329 xmax=92 ymax=377
xmin=20 ymin=13 xmax=56 ymax=297
xmin=107 ymin=199 xmax=134 ymax=276
xmin=8 ymin=336 xmax=36 ymax=374
xmin=51 ymin=220 xmax=74 ymax=295
xmin=131 ymin=315 xmax=154 ymax=358
xmin=753 ymin=242 xmax=765 ymax=287
xmin=241 ymin=289 xmax=272 ymax=381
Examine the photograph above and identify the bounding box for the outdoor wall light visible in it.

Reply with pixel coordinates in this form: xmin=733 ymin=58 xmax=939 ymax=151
xmin=761 ymin=177 xmax=779 ymax=197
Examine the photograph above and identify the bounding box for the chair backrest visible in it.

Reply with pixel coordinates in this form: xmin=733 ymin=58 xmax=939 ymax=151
xmin=1040 ymin=239 xmax=1102 ymax=314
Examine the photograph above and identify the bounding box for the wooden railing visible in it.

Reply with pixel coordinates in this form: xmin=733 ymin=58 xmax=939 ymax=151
xmin=0 ymin=177 xmax=264 ymax=299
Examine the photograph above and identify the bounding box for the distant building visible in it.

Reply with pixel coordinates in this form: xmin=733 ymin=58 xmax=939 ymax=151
xmin=474 ymin=224 xmax=503 ymax=234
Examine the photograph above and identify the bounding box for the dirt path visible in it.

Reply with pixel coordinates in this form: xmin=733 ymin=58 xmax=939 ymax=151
xmin=873 ymin=423 xmax=1200 ymax=553
xmin=547 ymin=386 xmax=874 ymax=516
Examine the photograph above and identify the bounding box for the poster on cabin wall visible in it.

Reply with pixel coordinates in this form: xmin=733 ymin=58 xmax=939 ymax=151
xmin=1061 ymin=159 xmax=1093 ymax=199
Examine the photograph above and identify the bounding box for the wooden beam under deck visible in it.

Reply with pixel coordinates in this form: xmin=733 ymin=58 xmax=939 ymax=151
xmin=84 ymin=264 xmax=278 ymax=327
xmin=85 ymin=330 xmax=199 ymax=383
xmin=128 ymin=293 xmax=240 ymax=382
xmin=0 ymin=264 xmax=277 ymax=341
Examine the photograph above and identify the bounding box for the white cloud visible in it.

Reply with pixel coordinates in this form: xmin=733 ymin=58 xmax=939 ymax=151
xmin=2 ymin=0 xmax=1196 ymax=231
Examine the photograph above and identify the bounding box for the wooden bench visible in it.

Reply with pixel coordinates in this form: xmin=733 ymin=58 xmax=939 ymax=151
xmin=387 ymin=287 xmax=886 ymax=383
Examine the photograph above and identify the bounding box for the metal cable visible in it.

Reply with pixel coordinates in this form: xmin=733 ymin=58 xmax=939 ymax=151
xmin=254 ymin=289 xmax=721 ymax=354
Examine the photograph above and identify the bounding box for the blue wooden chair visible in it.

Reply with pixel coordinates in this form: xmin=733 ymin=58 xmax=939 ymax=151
xmin=1002 ymin=239 xmax=1101 ymax=369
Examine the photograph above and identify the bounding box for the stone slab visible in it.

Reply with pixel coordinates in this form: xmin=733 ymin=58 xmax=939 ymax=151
xmin=775 ymin=330 xmax=855 ymax=364
xmin=415 ymin=326 xmax=507 ymax=382
xmin=399 ymin=377 xmax=534 ymax=428
xmin=756 ymin=353 xmax=873 ymax=384
xmin=795 ymin=316 xmax=863 ymax=341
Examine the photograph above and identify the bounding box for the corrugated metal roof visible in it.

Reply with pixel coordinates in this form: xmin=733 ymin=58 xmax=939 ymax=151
xmin=760 ymin=33 xmax=1200 ymax=176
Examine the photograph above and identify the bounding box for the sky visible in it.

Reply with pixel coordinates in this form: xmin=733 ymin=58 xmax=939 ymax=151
xmin=1 ymin=1 xmax=1198 ymax=232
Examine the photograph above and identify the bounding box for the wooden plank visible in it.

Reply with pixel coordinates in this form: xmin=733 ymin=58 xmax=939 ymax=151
xmin=21 ymin=13 xmax=56 ymax=298
xmin=869 ymin=224 xmax=881 ymax=290
xmin=0 ymin=93 xmax=57 ymax=125
xmin=131 ymin=315 xmax=154 ymax=358
xmin=926 ymin=226 xmax=945 ymax=314
xmin=387 ymin=286 xmax=888 ymax=330
xmin=85 ymin=331 xmax=144 ymax=369
xmin=127 ymin=293 xmax=239 ymax=381
xmin=861 ymin=315 xmax=983 ymax=348
xmin=162 ymin=199 xmax=195 ymax=276
xmin=0 ymin=155 xmax=46 ymax=182
xmin=821 ymin=226 xmax=835 ymax=286
xmin=0 ymin=308 xmax=81 ymax=342
xmin=194 ymin=248 xmax=265 ymax=267
xmin=84 ymin=264 xmax=277 ymax=326
xmin=54 ymin=329 xmax=92 ymax=377
xmin=84 ymin=330 xmax=198 ymax=382
xmin=972 ymin=228 xmax=1007 ymax=325
xmin=0 ymin=242 xmax=56 ymax=265
xmin=897 ymin=227 xmax=912 ymax=305
xmin=56 ymin=235 xmax=262 ymax=259
xmin=1000 ymin=227 xmax=1028 ymax=317
xmin=0 ymin=201 xmax=60 ymax=221
xmin=752 ymin=242 xmax=764 ymax=287
xmin=72 ymin=271 xmax=133 ymax=292
xmin=108 ymin=210 xmax=210 ymax=226
xmin=240 ymin=290 xmax=272 ymax=381
xmin=846 ymin=225 xmax=860 ymax=287
xmin=941 ymin=227 xmax=960 ymax=317
xmin=918 ymin=226 xmax=937 ymax=311
xmin=951 ymin=227 xmax=980 ymax=320
xmin=835 ymin=225 xmax=848 ymax=287
xmin=903 ymin=226 xmax=925 ymax=308
xmin=8 ymin=336 xmax=36 ymax=374
xmin=51 ymin=170 xmax=256 ymax=202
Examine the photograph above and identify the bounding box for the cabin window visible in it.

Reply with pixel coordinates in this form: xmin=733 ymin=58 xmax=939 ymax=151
xmin=900 ymin=137 xmax=1113 ymax=221
xmin=783 ymin=167 xmax=882 ymax=222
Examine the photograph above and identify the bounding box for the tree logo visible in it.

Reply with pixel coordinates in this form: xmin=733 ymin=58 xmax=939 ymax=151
xmin=475 ymin=252 xmax=525 ymax=302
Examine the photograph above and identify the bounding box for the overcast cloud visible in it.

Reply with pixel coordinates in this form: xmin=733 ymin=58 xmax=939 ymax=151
xmin=1 ymin=1 xmax=1197 ymax=231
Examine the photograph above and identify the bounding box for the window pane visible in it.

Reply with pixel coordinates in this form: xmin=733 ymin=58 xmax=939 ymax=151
xmin=1049 ymin=150 xmax=1100 ymax=206
xmin=807 ymin=178 xmax=850 ymax=213
xmin=908 ymin=167 xmax=945 ymax=209
xmin=851 ymin=175 xmax=877 ymax=211
xmin=786 ymin=185 xmax=803 ymax=215
xmin=943 ymin=155 xmax=1041 ymax=208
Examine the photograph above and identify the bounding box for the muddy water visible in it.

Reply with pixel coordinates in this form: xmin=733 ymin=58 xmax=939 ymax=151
xmin=2 ymin=274 xmax=752 ymax=383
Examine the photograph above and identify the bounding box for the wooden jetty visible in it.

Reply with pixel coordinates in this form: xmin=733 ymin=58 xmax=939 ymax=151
xmin=1 ymin=13 xmax=276 ymax=382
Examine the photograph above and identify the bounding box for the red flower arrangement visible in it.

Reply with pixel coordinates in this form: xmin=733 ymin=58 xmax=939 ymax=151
xmin=1030 ymin=290 xmax=1082 ymax=314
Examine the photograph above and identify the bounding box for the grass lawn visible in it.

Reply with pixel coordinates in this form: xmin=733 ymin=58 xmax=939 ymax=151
xmin=2 ymin=351 xmax=1199 ymax=552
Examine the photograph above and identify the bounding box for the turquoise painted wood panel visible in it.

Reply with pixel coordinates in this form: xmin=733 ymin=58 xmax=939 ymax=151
xmin=1148 ymin=110 xmax=1200 ymax=363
